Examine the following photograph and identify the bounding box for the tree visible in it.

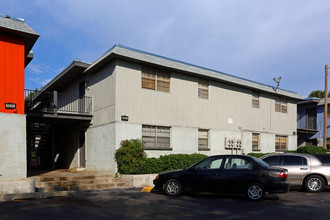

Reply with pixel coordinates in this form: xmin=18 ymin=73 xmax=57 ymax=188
xmin=308 ymin=90 xmax=330 ymax=98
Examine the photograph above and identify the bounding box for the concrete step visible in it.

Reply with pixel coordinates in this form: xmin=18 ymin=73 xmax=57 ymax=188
xmin=35 ymin=178 xmax=116 ymax=187
xmin=31 ymin=174 xmax=114 ymax=182
xmin=30 ymin=170 xmax=128 ymax=193
xmin=36 ymin=182 xmax=128 ymax=192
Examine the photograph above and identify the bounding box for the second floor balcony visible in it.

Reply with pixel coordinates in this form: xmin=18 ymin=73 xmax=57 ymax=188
xmin=25 ymin=89 xmax=93 ymax=118
xmin=305 ymin=116 xmax=317 ymax=130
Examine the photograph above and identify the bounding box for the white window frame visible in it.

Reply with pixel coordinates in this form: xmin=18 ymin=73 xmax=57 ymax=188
xmin=198 ymin=78 xmax=209 ymax=99
xmin=252 ymin=92 xmax=260 ymax=108
xmin=275 ymin=135 xmax=287 ymax=151
xmin=142 ymin=66 xmax=170 ymax=92
xmin=252 ymin=133 xmax=260 ymax=151
xmin=198 ymin=129 xmax=209 ymax=151
xmin=142 ymin=125 xmax=171 ymax=150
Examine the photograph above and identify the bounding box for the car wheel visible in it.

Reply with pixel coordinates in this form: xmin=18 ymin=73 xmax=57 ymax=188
xmin=304 ymin=175 xmax=325 ymax=193
xmin=246 ymin=183 xmax=265 ymax=201
xmin=164 ymin=179 xmax=182 ymax=197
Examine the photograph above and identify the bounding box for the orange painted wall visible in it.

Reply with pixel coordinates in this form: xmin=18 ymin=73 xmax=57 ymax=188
xmin=0 ymin=33 xmax=25 ymax=114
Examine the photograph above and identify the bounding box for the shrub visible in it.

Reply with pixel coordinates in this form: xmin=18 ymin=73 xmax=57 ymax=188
xmin=247 ymin=152 xmax=276 ymax=158
xmin=141 ymin=153 xmax=208 ymax=174
xmin=114 ymin=139 xmax=146 ymax=174
xmin=115 ymin=139 xmax=208 ymax=174
xmin=297 ymin=146 xmax=327 ymax=154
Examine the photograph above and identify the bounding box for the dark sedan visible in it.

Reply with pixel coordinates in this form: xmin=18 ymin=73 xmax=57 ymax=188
xmin=153 ymin=155 xmax=290 ymax=200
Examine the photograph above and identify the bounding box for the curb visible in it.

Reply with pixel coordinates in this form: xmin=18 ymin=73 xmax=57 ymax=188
xmin=0 ymin=187 xmax=138 ymax=202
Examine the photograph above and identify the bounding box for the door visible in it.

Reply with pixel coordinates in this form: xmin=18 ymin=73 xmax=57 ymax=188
xmin=181 ymin=156 xmax=224 ymax=192
xmin=220 ymin=156 xmax=255 ymax=193
xmin=280 ymin=155 xmax=309 ymax=185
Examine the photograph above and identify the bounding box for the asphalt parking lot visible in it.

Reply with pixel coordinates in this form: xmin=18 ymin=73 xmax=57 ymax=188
xmin=0 ymin=188 xmax=329 ymax=220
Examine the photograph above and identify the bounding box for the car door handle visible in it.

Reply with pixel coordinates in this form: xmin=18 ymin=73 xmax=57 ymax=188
xmin=300 ymin=168 xmax=308 ymax=170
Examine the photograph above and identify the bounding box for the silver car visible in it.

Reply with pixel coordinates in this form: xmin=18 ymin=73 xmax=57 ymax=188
xmin=261 ymin=153 xmax=330 ymax=192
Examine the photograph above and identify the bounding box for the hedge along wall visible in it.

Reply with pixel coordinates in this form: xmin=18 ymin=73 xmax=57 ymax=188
xmin=247 ymin=146 xmax=327 ymax=158
xmin=115 ymin=139 xmax=207 ymax=174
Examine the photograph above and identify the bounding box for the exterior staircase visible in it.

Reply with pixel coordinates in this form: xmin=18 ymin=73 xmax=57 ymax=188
xmin=29 ymin=169 xmax=130 ymax=193
xmin=1 ymin=170 xmax=131 ymax=201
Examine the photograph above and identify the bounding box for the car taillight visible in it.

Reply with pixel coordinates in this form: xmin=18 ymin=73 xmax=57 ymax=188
xmin=280 ymin=171 xmax=288 ymax=179
xmin=155 ymin=175 xmax=159 ymax=180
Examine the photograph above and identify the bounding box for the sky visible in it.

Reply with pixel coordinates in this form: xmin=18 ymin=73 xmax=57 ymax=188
xmin=3 ymin=0 xmax=330 ymax=98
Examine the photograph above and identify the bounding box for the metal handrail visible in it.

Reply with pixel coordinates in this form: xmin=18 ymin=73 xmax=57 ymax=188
xmin=24 ymin=89 xmax=92 ymax=115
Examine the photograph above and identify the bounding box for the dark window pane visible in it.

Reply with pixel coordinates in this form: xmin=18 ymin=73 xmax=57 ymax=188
xmin=283 ymin=156 xmax=305 ymax=165
xmin=263 ymin=156 xmax=280 ymax=166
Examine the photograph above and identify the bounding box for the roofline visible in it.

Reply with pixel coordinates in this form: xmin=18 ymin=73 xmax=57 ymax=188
xmin=40 ymin=60 xmax=91 ymax=93
xmin=0 ymin=14 xmax=39 ymax=62
xmin=85 ymin=44 xmax=303 ymax=101
xmin=298 ymin=97 xmax=321 ymax=105
xmin=317 ymin=98 xmax=330 ymax=106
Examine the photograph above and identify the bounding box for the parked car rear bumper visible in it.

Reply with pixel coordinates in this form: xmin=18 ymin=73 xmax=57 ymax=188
xmin=268 ymin=181 xmax=290 ymax=194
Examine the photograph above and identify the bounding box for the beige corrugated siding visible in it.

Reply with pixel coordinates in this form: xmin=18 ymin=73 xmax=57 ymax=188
xmin=114 ymin=60 xmax=297 ymax=135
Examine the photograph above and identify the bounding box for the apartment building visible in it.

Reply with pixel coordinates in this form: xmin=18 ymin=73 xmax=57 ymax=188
xmin=34 ymin=44 xmax=302 ymax=173
xmin=0 ymin=14 xmax=39 ymax=183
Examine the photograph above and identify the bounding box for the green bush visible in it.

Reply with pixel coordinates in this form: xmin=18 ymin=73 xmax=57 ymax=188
xmin=141 ymin=153 xmax=208 ymax=174
xmin=247 ymin=152 xmax=278 ymax=158
xmin=297 ymin=146 xmax=327 ymax=154
xmin=115 ymin=139 xmax=207 ymax=174
xmin=114 ymin=139 xmax=146 ymax=174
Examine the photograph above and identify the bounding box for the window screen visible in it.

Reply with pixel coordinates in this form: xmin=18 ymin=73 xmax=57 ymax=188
xmin=252 ymin=92 xmax=260 ymax=108
xmin=198 ymin=78 xmax=209 ymax=99
xmin=198 ymin=129 xmax=209 ymax=150
xmin=142 ymin=66 xmax=170 ymax=92
xmin=142 ymin=125 xmax=170 ymax=149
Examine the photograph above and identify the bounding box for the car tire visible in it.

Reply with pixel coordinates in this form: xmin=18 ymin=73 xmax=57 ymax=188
xmin=164 ymin=179 xmax=182 ymax=197
xmin=304 ymin=175 xmax=325 ymax=193
xmin=246 ymin=183 xmax=265 ymax=201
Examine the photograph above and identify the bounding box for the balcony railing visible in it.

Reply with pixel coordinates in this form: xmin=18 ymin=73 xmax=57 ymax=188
xmin=25 ymin=89 xmax=92 ymax=115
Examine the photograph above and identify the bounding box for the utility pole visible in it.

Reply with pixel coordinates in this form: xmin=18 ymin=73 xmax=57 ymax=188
xmin=324 ymin=65 xmax=328 ymax=150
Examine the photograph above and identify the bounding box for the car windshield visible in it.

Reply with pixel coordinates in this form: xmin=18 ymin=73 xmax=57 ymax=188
xmin=251 ymin=156 xmax=269 ymax=168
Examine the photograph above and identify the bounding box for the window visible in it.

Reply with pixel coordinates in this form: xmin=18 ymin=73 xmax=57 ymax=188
xmin=198 ymin=129 xmax=209 ymax=150
xmin=142 ymin=125 xmax=170 ymax=149
xmin=252 ymin=133 xmax=260 ymax=151
xmin=282 ymin=156 xmax=307 ymax=166
xmin=252 ymin=92 xmax=260 ymax=108
xmin=263 ymin=156 xmax=281 ymax=166
xmin=195 ymin=157 xmax=223 ymax=170
xmin=198 ymin=78 xmax=208 ymax=99
xmin=275 ymin=135 xmax=287 ymax=151
xmin=194 ymin=157 xmax=223 ymax=170
xmin=142 ymin=66 xmax=170 ymax=92
xmin=224 ymin=157 xmax=252 ymax=170
xmin=275 ymin=98 xmax=287 ymax=113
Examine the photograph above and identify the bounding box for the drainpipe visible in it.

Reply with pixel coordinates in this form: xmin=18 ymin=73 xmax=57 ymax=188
xmin=324 ymin=65 xmax=328 ymax=150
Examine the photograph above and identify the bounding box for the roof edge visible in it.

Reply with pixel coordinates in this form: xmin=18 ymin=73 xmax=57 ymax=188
xmin=40 ymin=60 xmax=90 ymax=93
xmin=86 ymin=44 xmax=302 ymax=100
